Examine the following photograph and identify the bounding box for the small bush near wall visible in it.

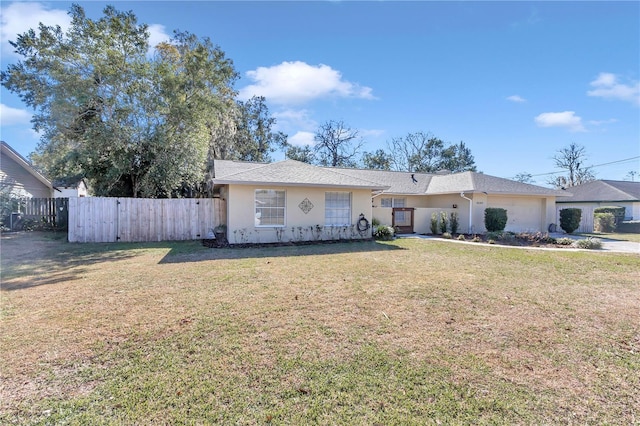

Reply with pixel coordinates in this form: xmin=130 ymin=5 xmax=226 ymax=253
xmin=430 ymin=213 xmax=438 ymax=234
xmin=594 ymin=206 xmax=626 ymax=227
xmin=373 ymin=225 xmax=395 ymax=241
xmin=559 ymin=208 xmax=582 ymax=234
xmin=594 ymin=213 xmax=616 ymax=233
xmin=439 ymin=211 xmax=448 ymax=234
xmin=484 ymin=208 xmax=507 ymax=232
xmin=450 ymin=212 xmax=459 ymax=234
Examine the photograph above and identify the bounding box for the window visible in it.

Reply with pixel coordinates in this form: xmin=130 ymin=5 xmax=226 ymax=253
xmin=255 ymin=189 xmax=285 ymax=226
xmin=381 ymin=197 xmax=405 ymax=207
xmin=325 ymin=192 xmax=351 ymax=226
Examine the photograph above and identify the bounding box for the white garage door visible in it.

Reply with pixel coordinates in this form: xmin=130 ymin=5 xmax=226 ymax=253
xmin=488 ymin=196 xmax=543 ymax=233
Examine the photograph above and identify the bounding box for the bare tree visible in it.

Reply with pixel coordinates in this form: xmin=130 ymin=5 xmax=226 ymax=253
xmin=314 ymin=120 xmax=363 ymax=167
xmin=387 ymin=132 xmax=476 ymax=173
xmin=547 ymin=142 xmax=595 ymax=188
xmin=513 ymin=172 xmax=534 ymax=184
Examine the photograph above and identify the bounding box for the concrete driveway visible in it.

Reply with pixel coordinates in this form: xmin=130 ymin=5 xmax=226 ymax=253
xmin=549 ymin=233 xmax=640 ymax=254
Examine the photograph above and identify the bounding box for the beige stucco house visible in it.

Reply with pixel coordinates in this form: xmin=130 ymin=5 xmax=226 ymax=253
xmin=212 ymin=160 xmax=388 ymax=244
xmin=556 ymin=180 xmax=640 ymax=232
xmin=212 ymin=159 xmax=566 ymax=244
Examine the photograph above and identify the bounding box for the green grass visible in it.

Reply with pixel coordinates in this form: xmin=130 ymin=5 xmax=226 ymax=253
xmin=1 ymin=233 xmax=639 ymax=424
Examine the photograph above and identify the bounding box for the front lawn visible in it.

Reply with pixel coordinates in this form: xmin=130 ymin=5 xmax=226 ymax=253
xmin=1 ymin=233 xmax=638 ymax=424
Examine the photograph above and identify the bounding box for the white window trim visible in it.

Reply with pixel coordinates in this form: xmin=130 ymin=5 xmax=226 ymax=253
xmin=381 ymin=197 xmax=406 ymax=208
xmin=255 ymin=189 xmax=286 ymax=227
xmin=325 ymin=191 xmax=352 ymax=227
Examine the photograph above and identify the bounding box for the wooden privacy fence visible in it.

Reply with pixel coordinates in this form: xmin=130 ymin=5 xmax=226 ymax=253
xmin=8 ymin=198 xmax=69 ymax=230
xmin=68 ymin=197 xmax=226 ymax=243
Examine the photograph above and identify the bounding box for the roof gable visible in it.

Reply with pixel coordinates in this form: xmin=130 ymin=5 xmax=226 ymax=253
xmin=325 ymin=167 xmax=431 ymax=194
xmin=427 ymin=171 xmax=565 ymax=196
xmin=1 ymin=141 xmax=53 ymax=190
xmin=557 ymin=180 xmax=640 ymax=202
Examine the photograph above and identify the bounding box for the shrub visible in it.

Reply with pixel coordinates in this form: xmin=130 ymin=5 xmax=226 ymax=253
xmin=556 ymin=237 xmax=574 ymax=245
xmin=430 ymin=212 xmax=438 ymax=234
xmin=373 ymin=225 xmax=395 ymax=241
xmin=450 ymin=212 xmax=459 ymax=234
xmin=484 ymin=208 xmax=507 ymax=232
xmin=471 ymin=235 xmax=481 ymax=242
xmin=517 ymin=232 xmax=555 ymax=244
xmin=439 ymin=211 xmax=448 ymax=234
xmin=441 ymin=232 xmax=452 ymax=239
xmin=457 ymin=234 xmax=466 ymax=241
xmin=594 ymin=212 xmax=616 ymax=233
xmin=559 ymin=208 xmax=582 ymax=234
xmin=371 ymin=217 xmax=380 ymax=227
xmin=573 ymin=237 xmax=602 ymax=250
xmin=593 ymin=206 xmax=626 ymax=226
xmin=485 ymin=231 xmax=503 ymax=241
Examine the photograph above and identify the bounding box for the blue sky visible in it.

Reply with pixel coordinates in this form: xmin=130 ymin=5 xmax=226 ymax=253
xmin=1 ymin=1 xmax=639 ymax=185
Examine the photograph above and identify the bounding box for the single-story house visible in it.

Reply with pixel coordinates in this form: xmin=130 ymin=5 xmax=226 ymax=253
xmin=1 ymin=141 xmax=54 ymax=199
xmin=212 ymin=159 xmax=567 ymax=244
xmin=556 ymin=180 xmax=640 ymax=232
xmin=52 ymin=177 xmax=89 ymax=198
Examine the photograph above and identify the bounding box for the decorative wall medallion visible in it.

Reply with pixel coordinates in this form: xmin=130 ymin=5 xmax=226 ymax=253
xmin=298 ymin=198 xmax=314 ymax=214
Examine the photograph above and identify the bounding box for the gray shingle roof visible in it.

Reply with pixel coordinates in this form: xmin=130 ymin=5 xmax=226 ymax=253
xmin=213 ymin=160 xmax=566 ymax=197
xmin=428 ymin=172 xmax=567 ymax=196
xmin=325 ymin=167 xmax=432 ymax=194
xmin=556 ymin=180 xmax=640 ymax=202
xmin=213 ymin=159 xmax=389 ymax=189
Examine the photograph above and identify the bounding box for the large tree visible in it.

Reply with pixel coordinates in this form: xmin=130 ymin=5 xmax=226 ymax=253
xmin=361 ymin=149 xmax=392 ymax=170
xmin=547 ymin=142 xmax=595 ymax=188
xmin=387 ymin=132 xmax=476 ymax=173
xmin=2 ymin=5 xmax=239 ymax=197
xmin=313 ymin=120 xmax=363 ymax=168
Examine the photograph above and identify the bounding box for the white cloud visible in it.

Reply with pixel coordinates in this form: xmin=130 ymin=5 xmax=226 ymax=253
xmin=0 ymin=103 xmax=31 ymax=125
xmin=288 ymin=131 xmax=315 ymax=147
xmin=273 ymin=109 xmax=317 ymax=132
xmin=360 ymin=129 xmax=385 ymax=138
xmin=588 ymin=118 xmax=618 ymax=126
xmin=587 ymin=72 xmax=640 ymax=106
xmin=506 ymin=95 xmax=526 ymax=103
xmin=147 ymin=23 xmax=171 ymax=54
xmin=534 ymin=111 xmax=586 ymax=132
xmin=1 ymin=2 xmax=71 ymax=57
xmin=239 ymin=61 xmax=375 ymax=105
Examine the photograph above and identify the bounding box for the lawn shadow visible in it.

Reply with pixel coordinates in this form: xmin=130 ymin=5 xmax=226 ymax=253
xmin=1 ymin=232 xmax=140 ymax=291
xmin=158 ymin=239 xmax=406 ymax=264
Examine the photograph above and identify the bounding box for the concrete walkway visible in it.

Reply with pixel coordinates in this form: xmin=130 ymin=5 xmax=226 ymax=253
xmin=398 ymin=233 xmax=640 ymax=254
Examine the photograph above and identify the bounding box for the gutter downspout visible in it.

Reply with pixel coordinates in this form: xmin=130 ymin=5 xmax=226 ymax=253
xmin=460 ymin=192 xmax=473 ymax=233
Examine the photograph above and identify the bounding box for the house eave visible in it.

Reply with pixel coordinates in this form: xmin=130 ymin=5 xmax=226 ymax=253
xmin=213 ymin=179 xmax=389 ymax=191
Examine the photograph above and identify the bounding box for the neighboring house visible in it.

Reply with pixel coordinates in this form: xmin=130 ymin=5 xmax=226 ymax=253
xmin=1 ymin=141 xmax=54 ymax=199
xmin=556 ymin=180 xmax=640 ymax=232
xmin=212 ymin=159 xmax=566 ymax=244
xmin=52 ymin=177 xmax=89 ymax=198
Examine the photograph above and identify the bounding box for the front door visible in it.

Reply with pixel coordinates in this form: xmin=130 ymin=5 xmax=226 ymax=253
xmin=392 ymin=208 xmax=414 ymax=234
